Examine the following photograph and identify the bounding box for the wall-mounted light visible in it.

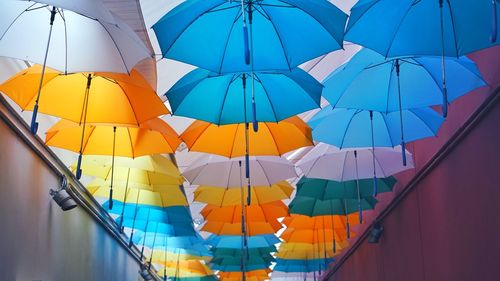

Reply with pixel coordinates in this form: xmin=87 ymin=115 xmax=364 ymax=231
xmin=49 ymin=175 xmax=77 ymax=211
xmin=139 ymin=263 xmax=153 ymax=280
xmin=368 ymin=221 xmax=384 ymax=244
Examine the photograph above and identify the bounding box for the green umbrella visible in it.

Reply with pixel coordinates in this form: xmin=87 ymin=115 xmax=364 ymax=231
xmin=296 ymin=177 xmax=396 ymax=200
xmin=211 ymin=255 xmax=275 ymax=266
xmin=289 ymin=196 xmax=377 ymax=220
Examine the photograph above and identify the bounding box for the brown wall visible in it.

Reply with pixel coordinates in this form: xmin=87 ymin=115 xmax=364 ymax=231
xmin=325 ymin=47 xmax=500 ymax=281
xmin=0 ymin=104 xmax=144 ymax=280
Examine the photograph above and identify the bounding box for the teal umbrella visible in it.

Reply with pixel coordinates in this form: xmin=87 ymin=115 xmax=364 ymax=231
xmin=296 ymin=177 xmax=396 ymax=200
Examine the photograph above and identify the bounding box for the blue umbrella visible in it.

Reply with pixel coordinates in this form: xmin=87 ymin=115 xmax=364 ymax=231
xmin=323 ymin=49 xmax=486 ymax=115
xmin=206 ymin=234 xmax=280 ymax=249
xmin=153 ymin=0 xmax=347 ymax=74
xmin=345 ymin=0 xmax=498 ymax=116
xmin=166 ymin=68 xmax=322 ymax=125
xmin=310 ymin=106 xmax=444 ymax=165
xmin=274 ymin=258 xmax=333 ymax=273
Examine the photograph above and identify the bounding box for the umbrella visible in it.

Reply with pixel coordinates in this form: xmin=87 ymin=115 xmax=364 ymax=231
xmin=46 ymin=117 xmax=180 ymax=178
xmin=152 ymin=0 xmax=347 ymax=73
xmin=181 ymin=117 xmax=313 ymax=158
xmin=0 ymin=1 xmax=152 ymax=132
xmin=282 ymin=214 xmax=359 ymax=231
xmin=206 ymin=234 xmax=280 ymax=249
xmin=194 ymin=182 xmax=293 ymax=206
xmin=218 ymin=269 xmax=270 ymax=280
xmin=322 ymin=48 xmax=485 ymax=117
xmin=184 ymin=154 xmax=297 ymax=187
xmin=211 ymin=246 xmax=276 ymax=259
xmin=202 ymin=220 xmax=282 ymax=236
xmin=310 ymin=106 xmax=443 ymax=165
xmin=150 ymin=249 xmax=211 ymax=263
xmin=296 ymin=176 xmax=396 ymax=201
xmin=211 ymin=255 xmax=274 ymax=268
xmin=280 ymin=228 xmax=352 ymax=245
xmin=274 ymin=258 xmax=332 ymax=273
xmin=166 ymin=68 xmax=322 ymax=125
xmin=345 ymin=0 xmax=498 ymax=116
xmin=297 ymin=143 xmax=413 ymax=190
xmin=200 ymin=202 xmax=288 ymax=223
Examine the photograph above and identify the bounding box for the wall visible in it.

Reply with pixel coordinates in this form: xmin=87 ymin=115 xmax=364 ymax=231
xmin=325 ymin=47 xmax=500 ymax=281
xmin=0 ymin=102 xmax=145 ymax=281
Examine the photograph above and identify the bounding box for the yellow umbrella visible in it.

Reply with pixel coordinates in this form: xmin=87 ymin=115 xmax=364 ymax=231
xmin=87 ymin=181 xmax=187 ymax=207
xmin=150 ymin=249 xmax=211 ymax=263
xmin=155 ymin=260 xmax=214 ymax=278
xmin=0 ymin=65 xmax=168 ymax=132
xmin=193 ymin=182 xmax=293 ymax=206
xmin=276 ymin=241 xmax=349 ymax=260
xmin=72 ymin=155 xmax=184 ymax=185
xmin=180 ymin=116 xmax=313 ymax=158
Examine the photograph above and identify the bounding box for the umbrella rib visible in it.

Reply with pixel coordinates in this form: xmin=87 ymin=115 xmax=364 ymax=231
xmin=216 ymin=74 xmax=235 ymax=125
xmin=262 ymin=122 xmax=282 ymax=156
xmin=445 ymin=0 xmax=460 ymax=57
xmin=217 ymin=10 xmax=241 ymax=74
xmin=0 ymin=3 xmax=37 ymax=40
xmin=371 ymin=150 xmax=389 ymax=178
xmin=339 ymin=152 xmax=349 ymax=182
xmin=255 ymin=159 xmax=272 ymax=187
xmin=383 ymin=4 xmax=414 ymax=58
xmin=378 ymin=111 xmax=397 ymax=146
xmin=257 ymin=74 xmax=281 ymax=122
xmin=114 ymin=79 xmax=142 ymax=125
xmin=385 ymin=62 xmax=396 ymax=113
xmin=79 ymin=125 xmax=96 ymax=155
xmin=259 ymin=6 xmax=291 ymax=71
xmin=338 ymin=110 xmax=357 ymax=149
xmin=228 ymin=124 xmax=240 ymax=158
xmin=59 ymin=9 xmax=69 ymax=74
xmin=99 ymin=22 xmax=131 ymax=74
xmin=126 ymin=127 xmax=135 ymax=158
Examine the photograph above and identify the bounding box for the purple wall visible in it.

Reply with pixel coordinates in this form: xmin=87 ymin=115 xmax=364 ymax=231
xmin=325 ymin=46 xmax=500 ymax=281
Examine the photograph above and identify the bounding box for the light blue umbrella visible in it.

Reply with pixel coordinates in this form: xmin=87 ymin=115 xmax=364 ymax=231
xmin=166 ymin=68 xmax=322 ymax=125
xmin=153 ymin=0 xmax=347 ymax=74
xmin=274 ymin=258 xmax=333 ymax=273
xmin=345 ymin=0 xmax=498 ymax=116
xmin=323 ymin=49 xmax=486 ymax=116
xmin=206 ymin=234 xmax=280 ymax=249
xmin=310 ymin=107 xmax=444 ymax=165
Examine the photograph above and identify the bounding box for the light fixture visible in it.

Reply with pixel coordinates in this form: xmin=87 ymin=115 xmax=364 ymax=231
xmin=139 ymin=264 xmax=154 ymax=281
xmin=49 ymin=176 xmax=77 ymax=211
xmin=368 ymin=222 xmax=384 ymax=244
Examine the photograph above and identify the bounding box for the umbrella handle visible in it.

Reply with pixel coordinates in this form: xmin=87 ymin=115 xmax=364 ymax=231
xmin=108 ymin=188 xmax=114 ymax=210
xmin=243 ymin=24 xmax=250 ymax=65
xmin=252 ymin=99 xmax=258 ymax=132
xmin=245 ymin=154 xmax=250 ymax=178
xmin=373 ymin=176 xmax=378 ymax=197
xmin=401 ymin=141 xmax=407 ymax=166
xmin=346 ymin=220 xmax=350 ymax=239
xmin=30 ymin=105 xmax=39 ymax=134
xmin=358 ymin=203 xmax=363 ymax=224
xmin=492 ymin=0 xmax=498 ymax=43
xmin=75 ymin=153 xmax=83 ymax=179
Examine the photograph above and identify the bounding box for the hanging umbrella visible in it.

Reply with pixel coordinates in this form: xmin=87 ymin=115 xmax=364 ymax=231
xmin=202 ymin=220 xmax=282 ymax=236
xmin=280 ymin=228 xmax=352 ymax=245
xmin=166 ymin=68 xmax=322 ymax=125
xmin=289 ymin=196 xmax=377 ymax=218
xmin=310 ymin=106 xmax=443 ymax=165
xmin=152 ymin=0 xmax=347 ymax=73
xmin=322 ymin=49 xmax=485 ymax=118
xmin=0 ymin=65 xmax=167 ymax=132
xmin=211 ymin=255 xmax=274 ymax=268
xmin=345 ymin=0 xmax=498 ymax=116
xmin=218 ymin=269 xmax=270 ymax=280
xmin=200 ymin=201 xmax=288 ymax=223
xmin=206 ymin=234 xmax=280 ymax=249
xmin=297 ymin=143 xmax=413 ymax=188
xmin=150 ymin=249 xmax=212 ymax=263
xmin=46 ymin=117 xmax=180 ymax=180
xmin=274 ymin=258 xmax=332 ymax=273
xmin=0 ymin=1 xmax=152 ymax=132
xmin=282 ymin=214 xmax=359 ymax=231
xmin=184 ymin=154 xmax=297 ymax=187
xmin=211 ymin=246 xmax=276 ymax=259
xmin=181 ymin=117 xmax=313 ymax=158
xmin=194 ymin=182 xmax=293 ymax=206
xmin=295 ymin=176 xmax=396 ymax=200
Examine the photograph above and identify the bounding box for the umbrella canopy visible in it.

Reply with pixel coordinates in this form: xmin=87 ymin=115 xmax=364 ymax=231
xmin=181 ymin=117 xmax=313 ymax=157
xmin=297 ymin=143 xmax=413 ymax=181
xmin=211 ymin=246 xmax=276 ymax=259
xmin=201 ymin=201 xmax=288 ymax=223
xmin=151 ymin=249 xmax=212 ymax=263
xmin=289 ymin=196 xmax=377 ymax=217
xmin=194 ymin=182 xmax=293 ymax=206
xmin=310 ymin=106 xmax=443 ymax=165
xmin=109 ymin=204 xmax=193 ymax=225
xmin=345 ymin=0 xmax=500 ymax=58
xmin=202 ymin=220 xmax=282 ymax=236
xmin=295 ymin=177 xmax=396 ymax=200
xmin=218 ymin=269 xmax=270 ymax=280
xmin=155 ymin=260 xmax=214 ymax=277
xmin=166 ymin=68 xmax=322 ymax=124
xmin=322 ymin=48 xmax=486 ymax=112
xmin=276 ymin=242 xmax=344 ymax=260
xmin=211 ymin=255 xmax=274 ymax=267
xmin=184 ymin=154 xmax=297 ymax=187
xmin=88 ymin=183 xmax=187 ymax=207
xmin=0 ymin=66 xmax=168 ymax=126
xmin=46 ymin=118 xmax=181 ymax=157
xmin=0 ymin=0 xmax=151 ymax=73
xmin=206 ymin=234 xmax=280 ymax=249
xmin=282 ymin=214 xmax=359 ymax=231
xmin=280 ymin=228 xmax=352 ymax=245
xmin=152 ymin=0 xmax=347 ymax=73
xmin=274 ymin=258 xmax=332 ymax=273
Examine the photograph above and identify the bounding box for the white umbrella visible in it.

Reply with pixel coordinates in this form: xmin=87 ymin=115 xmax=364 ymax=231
xmin=0 ymin=0 xmax=152 ymax=132
xmin=183 ymin=154 xmax=297 ymax=188
xmin=297 ymin=143 xmax=414 ymax=196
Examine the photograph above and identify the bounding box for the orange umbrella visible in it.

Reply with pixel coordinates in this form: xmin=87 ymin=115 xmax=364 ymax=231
xmin=180 ymin=116 xmax=313 ymax=157
xmin=201 ymin=201 xmax=288 ymax=223
xmin=202 ymin=220 xmax=282 ymax=236
xmin=218 ymin=269 xmax=270 ymax=280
